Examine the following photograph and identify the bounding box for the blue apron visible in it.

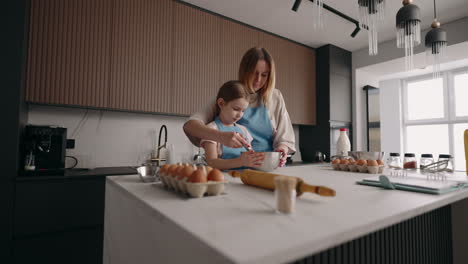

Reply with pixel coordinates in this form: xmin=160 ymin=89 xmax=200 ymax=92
xmin=237 ymin=104 xmax=274 ymax=152
xmin=214 ymin=117 xmax=247 ymax=160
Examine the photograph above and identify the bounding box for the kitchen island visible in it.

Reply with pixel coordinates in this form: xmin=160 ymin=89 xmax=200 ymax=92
xmin=104 ymin=164 xmax=468 ymax=264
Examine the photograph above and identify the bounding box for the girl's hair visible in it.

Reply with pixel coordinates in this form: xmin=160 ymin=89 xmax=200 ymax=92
xmin=215 ymin=80 xmax=249 ymax=115
xmin=238 ymin=47 xmax=276 ymax=105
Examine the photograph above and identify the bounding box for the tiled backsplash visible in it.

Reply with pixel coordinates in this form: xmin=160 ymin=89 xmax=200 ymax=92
xmin=27 ymin=105 xmax=302 ymax=168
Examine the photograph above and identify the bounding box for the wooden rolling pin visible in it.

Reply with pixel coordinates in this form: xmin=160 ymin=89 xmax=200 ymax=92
xmin=228 ymin=169 xmax=336 ymax=197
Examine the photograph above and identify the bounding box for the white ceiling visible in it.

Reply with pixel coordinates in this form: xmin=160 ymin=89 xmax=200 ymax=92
xmin=180 ymin=0 xmax=468 ymax=52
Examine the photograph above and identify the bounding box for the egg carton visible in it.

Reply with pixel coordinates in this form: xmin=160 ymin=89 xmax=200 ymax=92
xmin=331 ymin=163 xmax=384 ymax=174
xmin=159 ymin=173 xmax=227 ymax=198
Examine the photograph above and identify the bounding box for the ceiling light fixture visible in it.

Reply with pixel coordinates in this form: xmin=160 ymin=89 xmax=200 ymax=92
xmin=358 ymin=0 xmax=385 ymax=56
xmin=396 ymin=0 xmax=421 ymax=71
xmin=311 ymin=0 xmax=325 ymax=30
xmin=291 ymin=0 xmax=325 ymax=29
xmin=425 ymin=0 xmax=447 ymax=79
xmin=292 ymin=0 xmax=363 ymax=38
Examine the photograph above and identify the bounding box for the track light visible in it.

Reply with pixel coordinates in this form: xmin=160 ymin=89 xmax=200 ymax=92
xmin=292 ymin=0 xmax=302 ymax=12
xmin=351 ymin=25 xmax=361 ymax=38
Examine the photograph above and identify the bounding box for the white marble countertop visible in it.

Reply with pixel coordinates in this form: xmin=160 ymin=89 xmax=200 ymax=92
xmin=106 ymin=164 xmax=468 ymax=264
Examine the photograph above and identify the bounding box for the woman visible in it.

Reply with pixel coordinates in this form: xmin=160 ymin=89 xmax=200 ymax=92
xmin=183 ymin=47 xmax=295 ymax=166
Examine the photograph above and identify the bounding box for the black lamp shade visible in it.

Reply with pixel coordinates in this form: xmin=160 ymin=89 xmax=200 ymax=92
xmin=396 ymin=4 xmax=421 ymax=27
xmin=425 ymin=27 xmax=447 ymax=49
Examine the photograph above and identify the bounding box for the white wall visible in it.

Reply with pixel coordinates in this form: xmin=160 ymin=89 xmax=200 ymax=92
xmin=379 ymin=79 xmax=403 ymax=154
xmin=28 ymin=105 xmax=197 ymax=168
xmin=27 ymin=105 xmax=302 ymax=168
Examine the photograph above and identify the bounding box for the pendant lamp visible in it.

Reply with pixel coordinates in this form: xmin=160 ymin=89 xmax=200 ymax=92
xmin=396 ymin=0 xmax=421 ymax=71
xmin=425 ymin=0 xmax=447 ymax=78
xmin=312 ymin=0 xmax=325 ymax=29
xmin=358 ymin=0 xmax=385 ymax=56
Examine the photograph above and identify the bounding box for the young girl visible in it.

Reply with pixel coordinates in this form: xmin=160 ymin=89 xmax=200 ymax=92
xmin=201 ymin=80 xmax=265 ymax=170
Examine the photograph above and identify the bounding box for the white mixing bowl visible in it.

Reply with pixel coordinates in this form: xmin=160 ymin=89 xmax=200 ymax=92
xmin=257 ymin=152 xmax=282 ymax=172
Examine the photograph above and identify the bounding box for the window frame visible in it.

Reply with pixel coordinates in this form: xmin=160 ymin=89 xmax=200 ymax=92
xmin=402 ymin=67 xmax=468 ymax=170
xmin=452 ymin=68 xmax=468 ymax=122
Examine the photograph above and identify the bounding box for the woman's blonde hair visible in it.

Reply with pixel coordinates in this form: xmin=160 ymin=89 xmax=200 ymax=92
xmin=215 ymin=80 xmax=249 ymax=116
xmin=238 ymin=47 xmax=276 ymax=105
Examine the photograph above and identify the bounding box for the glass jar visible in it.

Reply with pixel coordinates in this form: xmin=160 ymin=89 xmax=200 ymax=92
xmin=420 ymin=154 xmax=434 ymax=169
xmin=403 ymin=153 xmax=417 ymax=169
xmin=387 ymin=153 xmax=402 ymax=169
xmin=438 ymin=154 xmax=454 ymax=172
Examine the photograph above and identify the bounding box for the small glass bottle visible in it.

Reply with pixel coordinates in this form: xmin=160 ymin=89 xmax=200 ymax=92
xmin=387 ymin=153 xmax=402 ymax=169
xmin=403 ymin=153 xmax=417 ymax=169
xmin=420 ymin=154 xmax=434 ymax=169
xmin=438 ymin=154 xmax=454 ymax=172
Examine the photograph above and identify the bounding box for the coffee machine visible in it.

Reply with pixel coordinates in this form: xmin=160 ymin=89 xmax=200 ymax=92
xmin=22 ymin=125 xmax=67 ymax=175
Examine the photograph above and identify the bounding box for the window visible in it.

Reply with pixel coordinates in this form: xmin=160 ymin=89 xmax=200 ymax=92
xmin=403 ymin=69 xmax=468 ymax=171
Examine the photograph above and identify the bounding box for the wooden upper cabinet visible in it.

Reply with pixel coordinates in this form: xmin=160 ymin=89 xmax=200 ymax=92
xmin=219 ymin=20 xmax=258 ymax=87
xmin=26 ymin=0 xmax=316 ymax=123
xmin=259 ymin=32 xmax=316 ymax=125
xmin=109 ymin=0 xmax=173 ymax=113
xmin=172 ymin=3 xmax=221 ymax=116
xmin=26 ymin=0 xmax=112 ymax=107
xmin=291 ymin=45 xmax=316 ymax=125
xmin=258 ymin=32 xmax=293 ymax=96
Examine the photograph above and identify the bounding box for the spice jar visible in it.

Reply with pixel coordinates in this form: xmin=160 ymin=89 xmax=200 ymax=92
xmin=420 ymin=154 xmax=434 ymax=169
xmin=403 ymin=153 xmax=417 ymax=169
xmin=438 ymin=154 xmax=454 ymax=172
xmin=387 ymin=153 xmax=402 ymax=169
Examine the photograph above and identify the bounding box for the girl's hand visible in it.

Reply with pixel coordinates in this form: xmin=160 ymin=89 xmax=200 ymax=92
xmin=274 ymin=144 xmax=289 ymax=167
xmin=218 ymin=131 xmax=247 ymax=148
xmin=240 ymin=151 xmax=265 ymax=168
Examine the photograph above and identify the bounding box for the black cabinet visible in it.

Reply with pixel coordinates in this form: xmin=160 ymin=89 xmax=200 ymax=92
xmin=13 ymin=177 xmax=105 ymax=264
xmin=13 ymin=227 xmax=103 ymax=264
xmin=299 ymin=45 xmax=352 ymax=162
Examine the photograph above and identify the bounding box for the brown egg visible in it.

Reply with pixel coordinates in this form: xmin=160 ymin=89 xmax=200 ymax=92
xmin=207 ymin=168 xmax=224 ymax=182
xmin=377 ymin=160 xmax=384 ymax=166
xmin=356 ymin=159 xmax=367 ymax=166
xmin=205 ymin=166 xmax=213 ymax=175
xmin=367 ymin=160 xmax=378 ymax=167
xmin=189 ymin=166 xmax=207 ymax=183
xmin=180 ymin=165 xmax=196 ymax=180
xmin=159 ymin=164 xmax=170 ymax=175
xmin=348 ymin=161 xmax=357 ymax=165
xmin=340 ymin=159 xmax=349 ymax=165
xmin=332 ymin=159 xmax=341 ymax=164
xmin=175 ymin=165 xmax=187 ymax=180
xmin=167 ymin=164 xmax=179 ymax=177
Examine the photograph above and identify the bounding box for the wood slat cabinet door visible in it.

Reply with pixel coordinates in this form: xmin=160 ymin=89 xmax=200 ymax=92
xmin=26 ymin=0 xmax=112 ymax=108
xmin=290 ymin=44 xmax=316 ymax=125
xmin=219 ymin=19 xmax=259 ymax=88
xmin=172 ymin=3 xmax=221 ymax=116
xmin=258 ymin=32 xmax=293 ymax=99
xmin=109 ymin=0 xmax=173 ymax=113
xmin=259 ymin=32 xmax=298 ymax=124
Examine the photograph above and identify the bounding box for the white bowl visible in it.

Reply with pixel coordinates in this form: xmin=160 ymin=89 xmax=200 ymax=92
xmin=257 ymin=152 xmax=281 ymax=172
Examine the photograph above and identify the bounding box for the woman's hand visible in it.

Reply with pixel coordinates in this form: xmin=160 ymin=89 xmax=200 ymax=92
xmin=239 ymin=151 xmax=265 ymax=168
xmin=274 ymin=144 xmax=289 ymax=167
xmin=217 ymin=131 xmax=247 ymax=148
